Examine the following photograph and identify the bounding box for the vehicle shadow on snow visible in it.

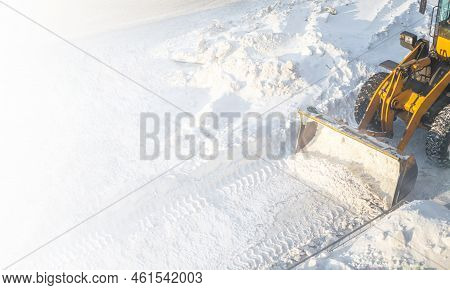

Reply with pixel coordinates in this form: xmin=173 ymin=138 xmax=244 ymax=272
xmin=391 ymin=121 xmax=450 ymax=205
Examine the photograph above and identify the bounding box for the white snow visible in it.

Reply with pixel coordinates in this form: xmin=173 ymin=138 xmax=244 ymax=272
xmin=6 ymin=0 xmax=241 ymax=37
xmin=298 ymin=201 xmax=450 ymax=270
xmin=0 ymin=0 xmax=448 ymax=269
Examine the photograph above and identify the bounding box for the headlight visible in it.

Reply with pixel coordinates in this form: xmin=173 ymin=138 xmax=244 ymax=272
xmin=400 ymin=31 xmax=418 ymax=50
xmin=404 ymin=35 xmax=413 ymax=45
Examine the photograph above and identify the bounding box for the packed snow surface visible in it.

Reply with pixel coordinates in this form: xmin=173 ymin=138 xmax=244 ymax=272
xmin=0 ymin=0 xmax=448 ymax=269
xmin=299 ymin=201 xmax=450 ymax=269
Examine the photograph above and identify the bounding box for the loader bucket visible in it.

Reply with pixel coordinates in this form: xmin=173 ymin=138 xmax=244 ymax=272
xmin=296 ymin=110 xmax=418 ymax=209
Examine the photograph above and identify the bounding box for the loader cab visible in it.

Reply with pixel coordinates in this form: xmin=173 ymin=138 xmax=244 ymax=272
xmin=416 ymin=0 xmax=450 ymax=58
xmin=435 ymin=0 xmax=450 ymax=58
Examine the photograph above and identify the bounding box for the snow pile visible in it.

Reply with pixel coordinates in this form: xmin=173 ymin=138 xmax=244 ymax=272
xmin=163 ymin=0 xmax=360 ymax=114
xmin=298 ymin=201 xmax=450 ymax=269
xmin=163 ymin=0 xmax=423 ymax=120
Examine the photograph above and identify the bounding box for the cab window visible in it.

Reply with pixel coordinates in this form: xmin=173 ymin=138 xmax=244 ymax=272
xmin=439 ymin=0 xmax=450 ymax=22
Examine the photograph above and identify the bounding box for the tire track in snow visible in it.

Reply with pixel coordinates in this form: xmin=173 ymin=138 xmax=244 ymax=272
xmin=38 ymin=155 xmax=380 ymax=269
xmin=36 ymin=158 xmax=290 ymax=268
xmin=227 ymin=204 xmax=365 ymax=269
xmin=135 ymin=158 xmax=289 ymax=230
xmin=223 ymin=156 xmax=385 ymax=270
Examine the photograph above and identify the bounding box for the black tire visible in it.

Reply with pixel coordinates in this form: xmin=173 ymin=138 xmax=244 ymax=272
xmin=426 ymin=104 xmax=450 ymax=167
xmin=354 ymin=72 xmax=389 ymax=131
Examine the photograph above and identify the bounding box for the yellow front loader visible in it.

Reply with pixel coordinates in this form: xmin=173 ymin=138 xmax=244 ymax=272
xmin=297 ymin=0 xmax=449 ymax=208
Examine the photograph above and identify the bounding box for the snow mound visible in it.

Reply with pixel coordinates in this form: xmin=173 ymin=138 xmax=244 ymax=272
xmin=162 ymin=0 xmax=423 ymax=120
xmin=163 ymin=0 xmax=366 ymax=114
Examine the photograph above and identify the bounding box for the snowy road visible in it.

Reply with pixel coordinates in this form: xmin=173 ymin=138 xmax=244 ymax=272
xmin=13 ymin=153 xmax=384 ymax=269
xmin=0 ymin=0 xmax=448 ymax=269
